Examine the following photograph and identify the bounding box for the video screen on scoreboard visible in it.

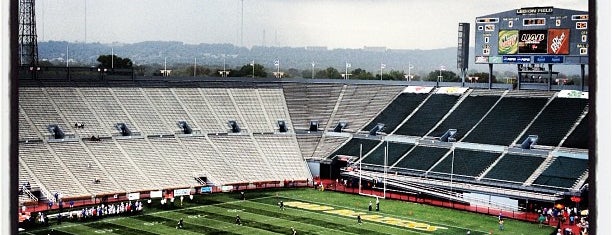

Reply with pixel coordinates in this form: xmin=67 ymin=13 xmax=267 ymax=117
xmin=518 ymin=30 xmax=548 ymax=54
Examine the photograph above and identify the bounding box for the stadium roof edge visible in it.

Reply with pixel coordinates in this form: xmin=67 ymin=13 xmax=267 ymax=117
xmin=476 ymin=6 xmax=588 ymax=19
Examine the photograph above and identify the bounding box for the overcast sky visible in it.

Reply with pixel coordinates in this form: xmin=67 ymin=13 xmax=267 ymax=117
xmin=36 ymin=0 xmax=587 ymax=50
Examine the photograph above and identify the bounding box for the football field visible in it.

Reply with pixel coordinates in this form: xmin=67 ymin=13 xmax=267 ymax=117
xmin=21 ymin=188 xmax=555 ymax=234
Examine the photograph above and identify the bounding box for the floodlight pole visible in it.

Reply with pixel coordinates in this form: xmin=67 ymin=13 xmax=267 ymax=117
xmin=380 ymin=63 xmax=384 ymax=80
xmin=383 ymin=140 xmax=388 ymax=198
xmin=450 ymin=144 xmax=455 ymax=198
xmin=275 ymin=59 xmax=280 ymax=78
xmin=359 ymin=144 xmax=362 ymax=194
xmin=345 ymin=63 xmax=348 ymax=80
xmin=194 ymin=57 xmax=197 ymax=77
xmin=111 ymin=47 xmax=114 ymax=69
xmin=65 ymin=45 xmax=69 ymax=67
xmin=311 ymin=61 xmax=315 ymax=79
xmin=408 ymin=62 xmax=414 ymax=82
xmin=164 ymin=57 xmax=167 ymax=77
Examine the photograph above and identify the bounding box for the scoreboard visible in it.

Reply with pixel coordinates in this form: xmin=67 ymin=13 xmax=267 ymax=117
xmin=474 ymin=7 xmax=588 ymax=65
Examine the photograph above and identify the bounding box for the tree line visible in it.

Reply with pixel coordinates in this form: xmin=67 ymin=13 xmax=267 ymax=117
xmin=80 ymin=54 xmax=590 ymax=84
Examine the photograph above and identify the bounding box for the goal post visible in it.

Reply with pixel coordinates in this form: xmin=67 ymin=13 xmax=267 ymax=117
xmin=358 ymin=141 xmax=388 ymax=199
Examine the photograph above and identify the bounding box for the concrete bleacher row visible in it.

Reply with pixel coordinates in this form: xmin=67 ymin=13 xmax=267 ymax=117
xmin=19 ymin=81 xmax=322 ymax=198
xmin=18 ymin=86 xmax=293 ymax=139
xmin=18 ymin=134 xmax=311 ymax=198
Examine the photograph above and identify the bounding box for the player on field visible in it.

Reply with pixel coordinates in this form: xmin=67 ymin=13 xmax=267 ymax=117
xmin=176 ymin=218 xmax=184 ymax=229
xmin=235 ymin=215 xmax=242 ymax=225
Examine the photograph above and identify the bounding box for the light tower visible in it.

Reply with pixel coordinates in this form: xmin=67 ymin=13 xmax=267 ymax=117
xmin=19 ymin=0 xmax=39 ymax=67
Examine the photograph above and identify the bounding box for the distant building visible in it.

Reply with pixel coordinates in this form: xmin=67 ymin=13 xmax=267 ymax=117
xmin=306 ymin=46 xmax=328 ymax=51
xmin=363 ymin=46 xmax=387 ymax=53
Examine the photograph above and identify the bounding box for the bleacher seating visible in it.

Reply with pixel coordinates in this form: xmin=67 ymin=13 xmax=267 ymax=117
xmin=78 ymin=87 xmax=138 ymax=136
xmin=331 ymin=85 xmax=403 ymax=132
xmin=112 ymin=87 xmax=171 ymax=135
xmin=282 ymin=83 xmax=343 ymax=130
xmin=17 ymin=80 xmax=589 ymax=200
xmin=295 ymin=135 xmax=321 ymax=159
xmin=200 ymin=88 xmax=245 ymax=132
xmin=430 ymin=149 xmax=500 ymax=177
xmin=84 ymin=139 xmax=156 ymax=192
xmin=364 ymin=93 xmax=429 ymax=133
xmin=148 ymin=137 xmax=208 ymax=185
xmin=172 ymin=88 xmax=226 ymax=133
xmin=48 ymin=141 xmax=121 ymax=195
xmin=19 ymin=142 xmax=86 ymax=197
xmin=258 ymin=88 xmax=294 ymax=132
xmin=462 ymin=97 xmax=548 ymax=146
xmin=18 ymin=108 xmax=40 ymax=140
xmin=19 ymin=87 xmax=71 ymax=138
xmin=18 ymin=164 xmax=38 ymax=203
xmin=562 ymin=112 xmax=589 ymax=149
xmin=230 ymin=89 xmax=275 ymax=133
xmin=208 ymin=135 xmax=275 ymax=182
xmin=327 ymin=137 xmax=379 ymax=159
xmin=178 ymin=136 xmax=245 ymax=184
xmin=429 ymin=95 xmax=500 ymax=138
xmin=311 ymin=136 xmax=348 ymax=159
xmin=483 ymin=154 xmax=546 ymax=183
xmin=142 ymin=88 xmax=196 ymax=134
xmin=45 ymin=87 xmax=110 ymax=138
xmin=361 ymin=142 xmax=413 ymax=166
xmin=533 ymin=156 xmax=588 ymax=188
xmin=519 ymin=97 xmax=587 ymax=146
xmin=254 ymin=134 xmax=312 ymax=180
xmin=115 ymin=138 xmax=186 ymax=188
xmin=395 ymin=94 xmax=460 ymax=137
xmin=392 ymin=146 xmax=448 ymax=171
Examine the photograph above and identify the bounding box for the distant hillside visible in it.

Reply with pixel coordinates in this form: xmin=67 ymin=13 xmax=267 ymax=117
xmin=38 ymin=41 xmax=582 ymax=76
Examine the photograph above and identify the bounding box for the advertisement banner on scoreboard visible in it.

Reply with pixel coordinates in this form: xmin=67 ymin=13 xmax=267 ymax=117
xmin=547 ymin=29 xmax=570 ymax=54
xmin=488 ymin=56 xmax=503 ymax=63
xmin=475 ymin=56 xmax=489 ymax=63
xmin=534 ymin=55 xmax=564 ymax=63
xmin=502 ymin=56 xmax=531 ymax=63
xmin=498 ymin=30 xmax=519 ymax=55
xmin=518 ymin=30 xmax=548 ymax=54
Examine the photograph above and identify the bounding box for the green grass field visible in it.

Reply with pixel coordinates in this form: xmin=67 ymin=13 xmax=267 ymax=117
xmin=21 ymin=188 xmax=556 ymax=235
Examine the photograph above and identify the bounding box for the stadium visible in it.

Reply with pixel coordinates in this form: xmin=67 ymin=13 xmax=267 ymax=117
xmin=14 ymin=4 xmax=592 ymax=235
